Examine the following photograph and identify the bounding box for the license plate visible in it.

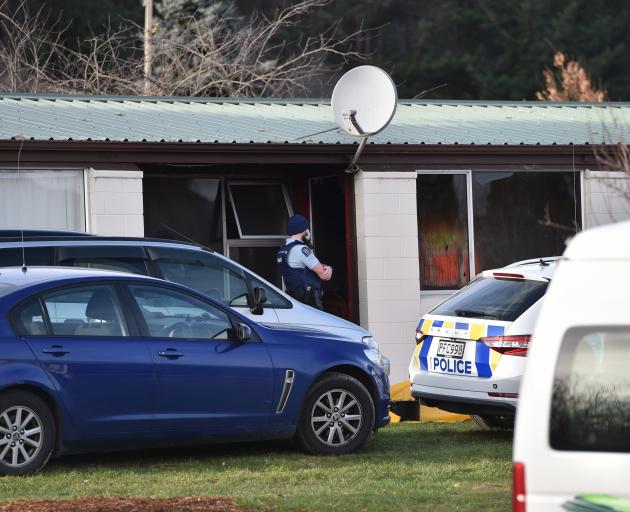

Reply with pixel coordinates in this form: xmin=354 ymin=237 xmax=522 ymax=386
xmin=436 ymin=340 xmax=466 ymax=359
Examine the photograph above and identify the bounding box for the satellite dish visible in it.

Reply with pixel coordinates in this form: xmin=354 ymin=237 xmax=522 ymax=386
xmin=332 ymin=65 xmax=397 ymax=138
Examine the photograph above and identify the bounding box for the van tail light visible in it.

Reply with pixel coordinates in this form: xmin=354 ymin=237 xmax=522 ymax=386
xmin=513 ymin=462 xmax=526 ymax=512
xmin=480 ymin=335 xmax=531 ymax=357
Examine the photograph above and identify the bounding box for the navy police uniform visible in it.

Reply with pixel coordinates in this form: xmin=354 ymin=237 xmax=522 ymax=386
xmin=277 ymin=215 xmax=324 ymax=310
xmin=277 ymin=239 xmax=323 ymax=310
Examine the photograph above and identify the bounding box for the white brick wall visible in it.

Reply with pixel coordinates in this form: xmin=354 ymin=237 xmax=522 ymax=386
xmin=354 ymin=171 xmax=421 ymax=384
xmin=583 ymin=170 xmax=630 ymax=228
xmin=87 ymin=168 xmax=144 ymax=237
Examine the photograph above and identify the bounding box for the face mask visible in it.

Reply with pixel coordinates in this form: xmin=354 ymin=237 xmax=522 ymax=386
xmin=304 ymin=229 xmax=311 ymax=242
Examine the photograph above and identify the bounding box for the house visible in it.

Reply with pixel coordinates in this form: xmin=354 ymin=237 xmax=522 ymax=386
xmin=1 ymin=94 xmax=629 ymax=383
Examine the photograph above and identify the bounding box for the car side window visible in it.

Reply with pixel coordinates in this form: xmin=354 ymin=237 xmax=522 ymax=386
xmin=60 ymin=258 xmax=150 ymax=276
xmin=128 ymin=284 xmax=233 ymax=340
xmin=0 ymin=247 xmax=54 ymax=267
xmin=42 ymin=285 xmax=128 ymax=337
xmin=248 ymin=276 xmax=292 ymax=308
xmin=149 ymin=248 xmax=250 ymax=307
xmin=550 ymin=327 xmax=630 ymax=453
xmin=12 ymin=299 xmax=47 ymax=336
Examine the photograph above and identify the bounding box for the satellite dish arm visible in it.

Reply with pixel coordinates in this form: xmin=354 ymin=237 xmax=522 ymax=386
xmin=346 ymin=136 xmax=368 ymax=174
xmin=343 ymin=110 xmax=365 ymax=136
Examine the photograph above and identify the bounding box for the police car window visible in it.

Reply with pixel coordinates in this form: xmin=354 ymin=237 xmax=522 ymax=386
xmin=431 ymin=276 xmax=547 ymax=322
xmin=249 ymin=276 xmax=291 ymax=308
xmin=152 ymin=249 xmax=249 ymax=306
xmin=60 ymin=258 xmax=149 ymax=276
xmin=42 ymin=285 xmax=128 ymax=337
xmin=550 ymin=328 xmax=630 ymax=453
xmin=129 ymin=284 xmax=233 ymax=340
xmin=12 ymin=299 xmax=47 ymax=336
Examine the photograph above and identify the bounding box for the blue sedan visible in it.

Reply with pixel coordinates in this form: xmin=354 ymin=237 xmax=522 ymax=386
xmin=0 ymin=267 xmax=390 ymax=475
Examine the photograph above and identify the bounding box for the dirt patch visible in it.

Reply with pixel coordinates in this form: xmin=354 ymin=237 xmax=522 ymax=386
xmin=0 ymin=496 xmax=246 ymax=512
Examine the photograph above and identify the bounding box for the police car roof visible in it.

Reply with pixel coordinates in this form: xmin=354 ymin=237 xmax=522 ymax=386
xmin=484 ymin=257 xmax=559 ymax=281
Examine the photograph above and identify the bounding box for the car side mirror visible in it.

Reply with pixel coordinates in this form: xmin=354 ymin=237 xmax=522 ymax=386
xmin=236 ymin=322 xmax=252 ymax=342
xmin=250 ymin=287 xmax=267 ymax=315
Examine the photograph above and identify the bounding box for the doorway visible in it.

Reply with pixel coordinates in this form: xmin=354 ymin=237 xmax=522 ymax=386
xmin=310 ymin=175 xmax=355 ymax=321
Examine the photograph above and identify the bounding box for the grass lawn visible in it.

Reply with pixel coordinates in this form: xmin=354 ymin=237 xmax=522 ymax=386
xmin=0 ymin=422 xmax=513 ymax=511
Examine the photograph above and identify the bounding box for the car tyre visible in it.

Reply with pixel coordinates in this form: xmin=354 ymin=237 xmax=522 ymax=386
xmin=471 ymin=414 xmax=514 ymax=430
xmin=296 ymin=372 xmax=374 ymax=455
xmin=0 ymin=390 xmax=56 ymax=476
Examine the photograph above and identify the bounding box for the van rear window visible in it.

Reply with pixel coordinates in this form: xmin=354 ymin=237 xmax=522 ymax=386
xmin=431 ymin=277 xmax=547 ymax=322
xmin=550 ymin=327 xmax=630 ymax=453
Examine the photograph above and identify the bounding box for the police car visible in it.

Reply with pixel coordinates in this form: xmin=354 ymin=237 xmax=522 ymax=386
xmin=409 ymin=257 xmax=557 ymax=428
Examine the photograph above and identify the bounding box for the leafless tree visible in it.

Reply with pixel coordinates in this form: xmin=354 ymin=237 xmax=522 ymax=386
xmin=149 ymin=0 xmax=365 ymax=97
xmin=0 ymin=1 xmax=63 ymax=93
xmin=0 ymin=0 xmax=366 ymax=97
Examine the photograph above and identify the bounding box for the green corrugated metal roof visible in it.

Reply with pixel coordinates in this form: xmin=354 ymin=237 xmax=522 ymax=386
xmin=0 ymin=94 xmax=629 ymax=145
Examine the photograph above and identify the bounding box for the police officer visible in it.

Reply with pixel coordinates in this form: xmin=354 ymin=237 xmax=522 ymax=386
xmin=277 ymin=214 xmax=332 ymax=310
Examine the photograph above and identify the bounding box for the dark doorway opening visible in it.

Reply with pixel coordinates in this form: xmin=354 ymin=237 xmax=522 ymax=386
xmin=310 ymin=175 xmax=356 ymax=322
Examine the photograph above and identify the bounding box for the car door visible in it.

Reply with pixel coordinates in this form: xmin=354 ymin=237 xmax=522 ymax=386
xmin=125 ymin=282 xmax=275 ymax=436
xmin=146 ymin=246 xmax=279 ymax=324
xmin=21 ymin=283 xmax=155 ymax=435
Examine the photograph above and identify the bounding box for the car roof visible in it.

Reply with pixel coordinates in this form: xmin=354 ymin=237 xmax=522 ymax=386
xmin=564 ymin=221 xmax=630 ymax=260
xmin=0 ymin=266 xmax=164 ymax=297
xmin=483 ymin=257 xmax=559 ymax=281
xmin=0 ymin=227 xmax=207 ymax=248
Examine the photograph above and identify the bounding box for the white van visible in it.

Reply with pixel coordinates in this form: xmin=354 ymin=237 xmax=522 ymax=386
xmin=513 ymin=221 xmax=630 ymax=512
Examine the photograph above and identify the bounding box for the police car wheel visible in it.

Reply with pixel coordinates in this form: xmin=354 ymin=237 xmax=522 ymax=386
xmin=296 ymin=372 xmax=374 ymax=455
xmin=0 ymin=390 xmax=56 ymax=476
xmin=471 ymin=414 xmax=514 ymax=430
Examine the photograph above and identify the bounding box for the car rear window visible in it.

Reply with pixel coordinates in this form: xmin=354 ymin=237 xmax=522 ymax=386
xmin=550 ymin=327 xmax=630 ymax=453
xmin=431 ymin=276 xmax=548 ymax=322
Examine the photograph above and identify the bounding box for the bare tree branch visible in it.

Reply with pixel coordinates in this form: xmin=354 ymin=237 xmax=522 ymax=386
xmin=0 ymin=0 xmax=367 ymax=98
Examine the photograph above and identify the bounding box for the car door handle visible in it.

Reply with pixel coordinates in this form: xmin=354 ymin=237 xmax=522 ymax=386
xmin=41 ymin=345 xmax=70 ymax=356
xmin=158 ymin=349 xmax=184 ymax=359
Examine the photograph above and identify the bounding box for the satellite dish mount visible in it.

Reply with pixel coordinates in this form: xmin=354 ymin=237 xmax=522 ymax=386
xmin=331 ymin=66 xmax=397 ymax=172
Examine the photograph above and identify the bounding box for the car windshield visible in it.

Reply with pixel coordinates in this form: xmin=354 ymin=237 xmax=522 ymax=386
xmin=431 ymin=276 xmax=548 ymax=322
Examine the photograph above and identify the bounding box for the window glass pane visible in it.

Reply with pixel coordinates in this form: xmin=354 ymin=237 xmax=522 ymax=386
xmin=13 ymin=300 xmax=47 ymax=336
xmin=229 ymin=184 xmax=289 ymax=236
xmin=43 ymin=285 xmax=128 ymax=337
xmin=151 ymin=248 xmax=250 ymax=306
xmin=0 ymin=170 xmax=85 ymax=231
xmin=472 ymin=171 xmax=580 ymax=272
xmin=61 ymin=258 xmax=149 ymax=275
xmin=551 ymin=328 xmax=630 ymax=453
xmin=417 ymin=174 xmax=470 ymax=290
xmin=431 ymin=276 xmax=547 ymax=322
xmin=129 ymin=284 xmax=232 ymax=339
xmin=144 ymin=178 xmax=223 ymax=253
xmin=249 ymin=276 xmax=291 ymax=308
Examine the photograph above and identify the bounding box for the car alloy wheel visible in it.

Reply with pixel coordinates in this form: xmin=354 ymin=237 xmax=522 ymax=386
xmin=296 ymin=372 xmax=375 ymax=455
xmin=0 ymin=405 xmax=43 ymax=467
xmin=0 ymin=391 xmax=56 ymax=476
xmin=310 ymin=389 xmax=363 ymax=447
